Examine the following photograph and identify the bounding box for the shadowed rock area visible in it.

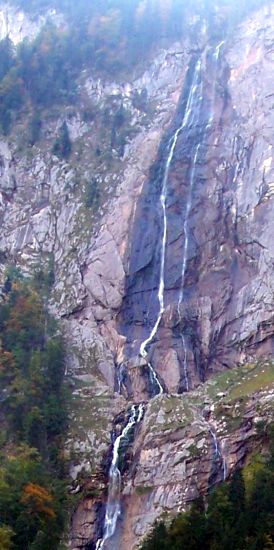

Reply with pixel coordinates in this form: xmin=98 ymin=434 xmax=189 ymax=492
xmin=118 ymin=5 xmax=274 ymax=399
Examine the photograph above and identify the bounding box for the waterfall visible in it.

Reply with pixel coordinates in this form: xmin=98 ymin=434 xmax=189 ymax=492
xmin=207 ymin=40 xmax=224 ymax=125
xmin=96 ymin=404 xmax=145 ymax=550
xmin=209 ymin=428 xmax=221 ymax=458
xmin=178 ymin=144 xmax=201 ymax=391
xmin=139 ymin=59 xmax=203 ymax=392
xmin=215 ymin=40 xmax=224 ymax=61
xmin=116 ymin=363 xmax=125 ymax=395
xmin=177 ymin=41 xmax=224 ymax=391
xmin=221 ymin=440 xmax=227 ymax=481
xmin=147 ymin=362 xmax=163 ymax=396
xmin=178 ymin=144 xmax=201 ymax=309
xmin=209 ymin=428 xmax=227 ymax=482
xmin=96 ymin=42 xmax=226 ymax=549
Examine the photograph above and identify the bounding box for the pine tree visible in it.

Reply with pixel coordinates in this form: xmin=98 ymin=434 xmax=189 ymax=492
xmin=52 ymin=122 xmax=72 ymax=159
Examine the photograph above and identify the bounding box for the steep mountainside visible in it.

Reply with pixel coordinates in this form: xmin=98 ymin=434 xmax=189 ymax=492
xmin=0 ymin=1 xmax=274 ymax=549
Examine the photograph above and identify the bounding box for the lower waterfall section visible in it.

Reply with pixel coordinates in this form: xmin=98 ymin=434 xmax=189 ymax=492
xmin=95 ymin=404 xmax=145 ymax=550
xmin=146 ymin=362 xmax=163 ymax=396
xmin=209 ymin=428 xmax=227 ymax=482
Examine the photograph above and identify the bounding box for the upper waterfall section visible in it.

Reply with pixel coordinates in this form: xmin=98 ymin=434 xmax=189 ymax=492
xmin=119 ymin=40 xmax=228 ymax=393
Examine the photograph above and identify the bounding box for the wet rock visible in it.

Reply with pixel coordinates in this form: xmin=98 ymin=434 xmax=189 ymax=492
xmin=118 ymin=3 xmax=274 ymax=396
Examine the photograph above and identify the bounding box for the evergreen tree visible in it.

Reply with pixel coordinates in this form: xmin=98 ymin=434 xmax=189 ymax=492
xmin=0 ymin=273 xmax=68 ymax=549
xmin=0 ymin=38 xmax=15 ymax=81
xmin=228 ymin=470 xmax=246 ymax=547
xmin=140 ymin=438 xmax=274 ymax=550
xmin=52 ymin=122 xmax=72 ymax=159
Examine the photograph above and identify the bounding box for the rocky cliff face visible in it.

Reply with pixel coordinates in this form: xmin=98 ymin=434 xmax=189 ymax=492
xmin=0 ymin=2 xmax=64 ymax=43
xmin=119 ymin=362 xmax=274 ymax=549
xmin=119 ymin=3 xmax=274 ymax=395
xmin=0 ymin=2 xmax=274 ymax=550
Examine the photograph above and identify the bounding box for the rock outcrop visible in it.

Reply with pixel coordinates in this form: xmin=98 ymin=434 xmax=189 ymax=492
xmin=119 ymin=362 xmax=274 ymax=549
xmin=0 ymin=2 xmax=64 ymax=43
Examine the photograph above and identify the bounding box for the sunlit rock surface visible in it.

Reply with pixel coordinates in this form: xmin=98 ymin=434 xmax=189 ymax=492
xmin=0 ymin=2 xmax=64 ymax=43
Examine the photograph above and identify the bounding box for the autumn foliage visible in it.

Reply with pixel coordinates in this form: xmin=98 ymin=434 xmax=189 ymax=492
xmin=21 ymin=483 xmax=56 ymax=519
xmin=0 ymin=272 xmax=68 ymax=549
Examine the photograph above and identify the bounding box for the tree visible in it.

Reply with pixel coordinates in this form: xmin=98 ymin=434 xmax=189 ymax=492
xmin=141 ymin=521 xmax=169 ymax=550
xmin=28 ymin=114 xmax=42 ymax=145
xmin=169 ymin=499 xmax=207 ymax=550
xmin=0 ymin=525 xmax=14 ymax=550
xmin=0 ymin=38 xmax=15 ymax=80
xmin=21 ymin=483 xmax=55 ymax=519
xmin=52 ymin=122 xmax=72 ymax=159
xmin=0 ymin=274 xmax=68 ymax=549
xmin=228 ymin=470 xmax=246 ymax=547
xmin=84 ymin=178 xmax=100 ymax=209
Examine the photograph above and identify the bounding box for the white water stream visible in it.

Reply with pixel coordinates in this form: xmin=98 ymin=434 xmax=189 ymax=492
xmin=97 ymin=41 xmax=226 ymax=549
xmin=178 ymin=143 xmax=201 ymax=391
xmin=207 ymin=40 xmax=224 ymax=126
xmin=96 ymin=404 xmax=145 ymax=550
xmin=177 ymin=41 xmax=224 ymax=391
xmin=139 ymin=58 xmax=202 ymax=393
xmin=209 ymin=428 xmax=227 ymax=481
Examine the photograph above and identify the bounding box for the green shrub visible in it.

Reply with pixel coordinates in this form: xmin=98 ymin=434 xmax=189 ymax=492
xmin=84 ymin=178 xmax=100 ymax=209
xmin=52 ymin=122 xmax=72 ymax=159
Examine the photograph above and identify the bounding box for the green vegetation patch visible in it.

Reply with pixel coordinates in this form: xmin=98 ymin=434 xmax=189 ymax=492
xmin=146 ymin=395 xmax=196 ymax=434
xmin=228 ymin=363 xmax=274 ymax=400
xmin=204 ymin=362 xmax=274 ymax=403
xmin=0 ymin=269 xmax=70 ymax=549
xmin=135 ymin=485 xmax=154 ymax=496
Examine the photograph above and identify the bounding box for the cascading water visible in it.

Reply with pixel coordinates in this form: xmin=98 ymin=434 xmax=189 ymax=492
xmin=139 ymin=58 xmax=203 ymax=394
xmin=146 ymin=362 xmax=163 ymax=396
xmin=178 ymin=144 xmax=201 ymax=309
xmin=178 ymin=143 xmax=201 ymax=391
xmin=177 ymin=41 xmax=224 ymax=391
xmin=199 ymin=406 xmax=227 ymax=483
xmin=97 ymin=40 xmax=226 ymax=549
xmin=209 ymin=428 xmax=227 ymax=481
xmin=96 ymin=404 xmax=145 ymax=550
xmin=116 ymin=363 xmax=126 ymax=395
xmin=207 ymin=40 xmax=224 ymax=125
xmin=209 ymin=428 xmax=220 ymax=458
